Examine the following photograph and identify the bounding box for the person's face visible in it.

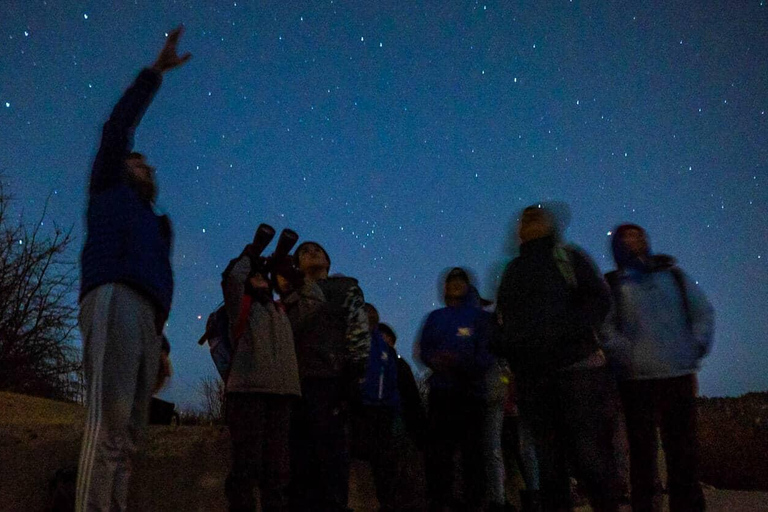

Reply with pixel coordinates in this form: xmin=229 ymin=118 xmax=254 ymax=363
xmin=445 ymin=277 xmax=469 ymax=301
xmin=382 ymin=332 xmax=396 ymax=348
xmin=125 ymin=155 xmax=157 ymax=202
xmin=619 ymin=228 xmax=648 ymax=258
xmin=518 ymin=208 xmax=553 ymax=243
xmin=297 ymin=243 xmax=329 ymax=273
xmin=365 ymin=307 xmax=380 ymax=330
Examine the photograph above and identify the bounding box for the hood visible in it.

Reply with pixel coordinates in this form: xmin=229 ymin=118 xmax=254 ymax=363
xmin=442 ymin=267 xmax=492 ymax=308
xmin=611 ymin=223 xmax=651 ymax=270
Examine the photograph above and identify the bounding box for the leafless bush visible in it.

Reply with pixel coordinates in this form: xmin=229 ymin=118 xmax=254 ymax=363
xmin=198 ymin=374 xmax=225 ymax=424
xmin=0 ymin=183 xmax=81 ymax=401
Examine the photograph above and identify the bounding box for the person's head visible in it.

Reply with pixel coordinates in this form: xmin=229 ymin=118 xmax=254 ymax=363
xmin=518 ymin=205 xmax=555 ymax=244
xmin=364 ymin=303 xmax=380 ymax=330
xmin=125 ymin=152 xmax=157 ymax=203
xmin=611 ymin=223 xmax=651 ymax=269
xmin=444 ymin=267 xmax=471 ymax=305
xmin=294 ymin=241 xmax=331 ymax=280
xmin=378 ymin=323 xmax=397 ymax=348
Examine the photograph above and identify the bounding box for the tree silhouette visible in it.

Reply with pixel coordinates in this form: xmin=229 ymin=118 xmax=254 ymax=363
xmin=0 ymin=183 xmax=81 ymax=400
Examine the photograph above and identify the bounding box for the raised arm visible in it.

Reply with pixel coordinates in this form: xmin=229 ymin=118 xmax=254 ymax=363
xmin=90 ymin=26 xmax=191 ymax=193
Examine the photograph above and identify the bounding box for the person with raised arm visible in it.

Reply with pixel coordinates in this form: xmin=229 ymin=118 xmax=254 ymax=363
xmin=76 ymin=27 xmax=190 ymax=512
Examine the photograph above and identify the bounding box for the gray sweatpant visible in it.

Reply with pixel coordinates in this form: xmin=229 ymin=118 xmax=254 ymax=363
xmin=75 ymin=283 xmax=162 ymax=512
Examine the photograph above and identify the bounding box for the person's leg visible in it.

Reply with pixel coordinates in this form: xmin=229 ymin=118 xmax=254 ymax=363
xmin=75 ymin=284 xmax=156 ymax=512
xmin=425 ymin=388 xmax=460 ymax=511
xmin=658 ymin=375 xmax=705 ymax=512
xmin=481 ymin=399 xmax=507 ymax=509
xmin=620 ymin=380 xmax=662 ymax=512
xmin=111 ymin=317 xmax=162 ymax=511
xmin=459 ymin=397 xmax=493 ymax=510
xmin=300 ymin=378 xmax=349 ymax=512
xmin=363 ymin=407 xmax=402 ymax=511
xmin=517 ymin=376 xmax=569 ymax=512
xmin=226 ymin=393 xmax=265 ymax=512
xmin=557 ymin=368 xmax=624 ymax=512
xmin=261 ymin=395 xmax=293 ymax=512
xmin=289 ymin=392 xmax=316 ymax=512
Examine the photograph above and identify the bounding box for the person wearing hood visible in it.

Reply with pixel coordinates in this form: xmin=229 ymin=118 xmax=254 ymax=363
xmin=602 ymin=224 xmax=714 ymax=512
xmin=279 ymin=240 xmax=371 ymax=512
xmin=418 ymin=267 xmax=498 ymax=511
xmin=494 ymin=205 xmax=625 ymax=512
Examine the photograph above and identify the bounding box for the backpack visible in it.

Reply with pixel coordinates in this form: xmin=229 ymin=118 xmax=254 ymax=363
xmin=200 ymin=297 xmax=252 ymax=381
xmin=605 ymin=265 xmax=691 ymax=332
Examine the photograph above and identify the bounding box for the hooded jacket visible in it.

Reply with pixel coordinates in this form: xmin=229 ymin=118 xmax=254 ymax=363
xmin=222 ymin=255 xmax=301 ymax=396
xmin=495 ymin=235 xmax=610 ymax=375
xmin=418 ymin=273 xmax=497 ymax=397
xmin=601 ymin=227 xmax=715 ymax=380
xmin=80 ymin=69 xmax=173 ymax=322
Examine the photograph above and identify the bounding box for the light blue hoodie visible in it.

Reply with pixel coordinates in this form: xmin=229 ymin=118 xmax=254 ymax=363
xmin=601 ymin=259 xmax=715 ymax=381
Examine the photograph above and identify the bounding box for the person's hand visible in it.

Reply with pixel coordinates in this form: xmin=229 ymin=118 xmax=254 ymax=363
xmin=273 ymin=256 xmax=305 ymax=294
xmin=151 ymin=25 xmax=192 ymax=74
xmin=153 ymin=351 xmax=173 ymax=394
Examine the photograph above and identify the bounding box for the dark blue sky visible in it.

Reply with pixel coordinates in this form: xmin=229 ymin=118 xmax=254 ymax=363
xmin=2 ymin=1 xmax=766 ymax=408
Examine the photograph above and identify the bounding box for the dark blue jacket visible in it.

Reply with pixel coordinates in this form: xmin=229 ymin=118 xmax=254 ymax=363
xmin=360 ymin=328 xmax=401 ymax=409
xmin=80 ymin=69 xmax=174 ymax=321
xmin=419 ymin=300 xmax=495 ymax=397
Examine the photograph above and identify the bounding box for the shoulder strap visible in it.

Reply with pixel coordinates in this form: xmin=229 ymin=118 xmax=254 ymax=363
xmin=554 ymin=245 xmax=578 ymax=290
xmin=232 ymin=295 xmax=252 ymax=348
xmin=669 ymin=267 xmax=693 ymax=331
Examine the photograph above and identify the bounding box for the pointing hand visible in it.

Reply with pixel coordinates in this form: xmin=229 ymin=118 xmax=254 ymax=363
xmin=152 ymin=25 xmax=192 ymax=73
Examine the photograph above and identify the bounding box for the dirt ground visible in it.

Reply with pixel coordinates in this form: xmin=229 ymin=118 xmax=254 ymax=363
xmin=2 ymin=392 xmax=768 ymax=511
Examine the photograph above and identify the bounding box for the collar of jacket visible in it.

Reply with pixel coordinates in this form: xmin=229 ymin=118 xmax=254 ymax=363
xmin=519 ymin=235 xmax=557 ymax=256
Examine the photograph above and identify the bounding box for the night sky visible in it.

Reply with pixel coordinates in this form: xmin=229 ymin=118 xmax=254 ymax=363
xmin=2 ymin=1 xmax=766 ymax=409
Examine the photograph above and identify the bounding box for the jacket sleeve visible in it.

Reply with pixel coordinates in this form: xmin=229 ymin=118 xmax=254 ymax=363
xmin=222 ymin=255 xmax=251 ymax=335
xmin=90 ymin=68 xmax=163 ymax=194
xmin=344 ymin=284 xmax=371 ymax=374
xmin=571 ymin=248 xmax=611 ymax=327
xmin=681 ymin=270 xmax=716 ymax=358
xmin=417 ymin=313 xmax=437 ymax=369
xmin=464 ymin=310 xmax=495 ymax=374
xmin=599 ymin=299 xmax=630 ymax=354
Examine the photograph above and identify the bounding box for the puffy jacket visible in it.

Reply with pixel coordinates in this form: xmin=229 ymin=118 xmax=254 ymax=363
xmin=222 ymin=255 xmax=301 ymax=395
xmin=80 ymin=68 xmax=173 ymax=320
xmin=601 ymin=257 xmax=715 ymax=381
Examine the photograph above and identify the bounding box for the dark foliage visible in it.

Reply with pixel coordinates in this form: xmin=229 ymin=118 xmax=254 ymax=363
xmin=0 ymin=184 xmax=81 ymax=401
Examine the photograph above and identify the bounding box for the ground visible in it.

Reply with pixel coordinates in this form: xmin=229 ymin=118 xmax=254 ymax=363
xmin=1 ymin=392 xmax=767 ymax=511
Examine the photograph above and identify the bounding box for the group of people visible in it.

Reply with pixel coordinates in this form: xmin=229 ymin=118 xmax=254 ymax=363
xmin=417 ymin=206 xmax=714 ymax=512
xmin=74 ymin=27 xmax=715 ymax=512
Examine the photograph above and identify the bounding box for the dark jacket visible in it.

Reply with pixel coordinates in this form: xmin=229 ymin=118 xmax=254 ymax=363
xmin=222 ymin=255 xmax=301 ymax=395
xmin=284 ymin=276 xmax=371 ymax=381
xmin=418 ymin=296 xmax=496 ymax=397
xmin=360 ymin=328 xmax=401 ymax=409
xmin=495 ymin=236 xmax=610 ymax=375
xmin=80 ymin=69 xmax=173 ymax=321
xmin=396 ymin=355 xmax=427 ymax=448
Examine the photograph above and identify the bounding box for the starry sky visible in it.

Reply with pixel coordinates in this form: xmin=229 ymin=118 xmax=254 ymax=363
xmin=2 ymin=1 xmax=766 ymax=409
